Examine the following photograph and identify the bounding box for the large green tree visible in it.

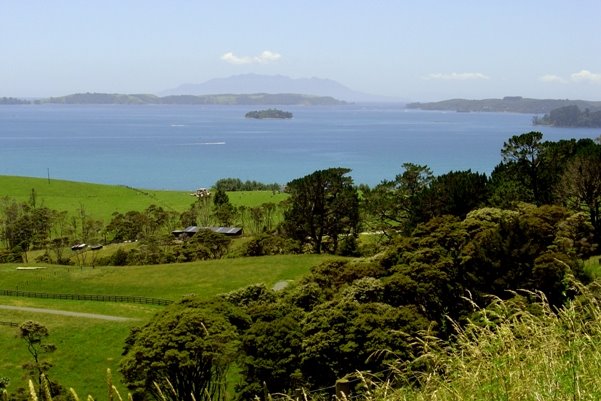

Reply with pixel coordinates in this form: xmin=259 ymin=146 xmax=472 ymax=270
xmin=419 ymin=169 xmax=489 ymax=220
xmin=120 ymin=298 xmax=244 ymax=401
xmin=499 ymin=131 xmax=545 ymax=204
xmin=362 ymin=163 xmax=433 ymax=236
xmin=557 ymin=146 xmax=601 ymax=243
xmin=283 ymin=167 xmax=359 ymax=254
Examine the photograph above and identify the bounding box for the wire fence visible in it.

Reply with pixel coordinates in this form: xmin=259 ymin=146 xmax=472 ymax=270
xmin=0 ymin=289 xmax=173 ymax=306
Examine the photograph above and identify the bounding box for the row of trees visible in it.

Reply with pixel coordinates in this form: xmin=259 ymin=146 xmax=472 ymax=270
xmin=213 ymin=177 xmax=281 ymax=192
xmin=290 ymin=133 xmax=601 ymax=254
xmin=0 ymin=188 xmax=285 ymax=264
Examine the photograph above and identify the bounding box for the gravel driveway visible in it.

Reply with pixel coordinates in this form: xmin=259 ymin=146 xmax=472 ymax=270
xmin=0 ymin=305 xmax=134 ymax=321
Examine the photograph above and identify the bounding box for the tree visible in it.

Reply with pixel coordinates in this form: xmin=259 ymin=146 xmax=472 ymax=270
xmin=213 ymin=189 xmax=230 ymax=207
xmin=187 ymin=229 xmax=231 ymax=259
xmin=300 ymin=300 xmax=429 ymax=388
xmin=362 ymin=163 xmax=433 ymax=236
xmin=283 ymin=168 xmax=359 ymax=254
xmin=420 ymin=170 xmax=489 ymax=220
xmin=121 ymin=298 xmax=243 ymax=401
xmin=557 ymin=148 xmax=601 ymax=243
xmin=0 ymin=199 xmax=54 ymax=262
xmin=19 ymin=321 xmax=57 ymax=398
xmin=498 ymin=131 xmax=545 ymax=204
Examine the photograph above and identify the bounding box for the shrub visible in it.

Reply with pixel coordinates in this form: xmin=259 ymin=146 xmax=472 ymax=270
xmin=242 ymin=234 xmax=301 ymax=256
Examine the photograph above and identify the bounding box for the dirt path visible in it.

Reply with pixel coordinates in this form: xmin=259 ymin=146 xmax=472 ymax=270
xmin=0 ymin=305 xmax=134 ymax=321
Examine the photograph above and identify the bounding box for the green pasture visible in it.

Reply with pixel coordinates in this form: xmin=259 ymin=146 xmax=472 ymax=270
xmin=0 ymin=254 xmax=334 ymax=397
xmin=0 ymin=305 xmax=146 ymax=399
xmin=0 ymin=175 xmax=288 ymax=222
xmin=0 ymin=254 xmax=329 ymax=299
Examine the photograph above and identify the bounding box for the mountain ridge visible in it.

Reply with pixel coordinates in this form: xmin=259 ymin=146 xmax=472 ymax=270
xmin=159 ymin=73 xmax=399 ymax=103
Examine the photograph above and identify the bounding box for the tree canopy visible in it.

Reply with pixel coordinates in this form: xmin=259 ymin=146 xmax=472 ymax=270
xmin=120 ymin=298 xmax=245 ymax=401
xmin=283 ymin=167 xmax=359 ymax=253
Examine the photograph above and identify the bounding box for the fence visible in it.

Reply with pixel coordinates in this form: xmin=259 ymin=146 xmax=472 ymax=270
xmin=0 ymin=289 xmax=172 ymax=306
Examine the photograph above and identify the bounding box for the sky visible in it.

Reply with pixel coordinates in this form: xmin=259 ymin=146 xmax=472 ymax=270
xmin=2 ymin=0 xmax=600 ymax=101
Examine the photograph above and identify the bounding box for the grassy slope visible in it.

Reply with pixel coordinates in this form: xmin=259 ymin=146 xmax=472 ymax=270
xmin=360 ymin=288 xmax=601 ymax=401
xmin=0 ymin=254 xmax=330 ymax=299
xmin=0 ymin=175 xmax=287 ymax=222
xmin=0 ymin=254 xmax=334 ymax=398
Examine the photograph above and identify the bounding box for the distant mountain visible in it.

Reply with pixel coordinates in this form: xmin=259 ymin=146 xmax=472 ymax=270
xmin=160 ymin=74 xmax=398 ymax=103
xmin=34 ymin=92 xmax=345 ymax=106
xmin=406 ymin=96 xmax=601 ymax=114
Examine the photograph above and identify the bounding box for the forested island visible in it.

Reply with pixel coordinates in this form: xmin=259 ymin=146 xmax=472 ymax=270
xmin=407 ymin=96 xmax=601 ymax=114
xmin=0 ymin=97 xmax=29 ymax=105
xmin=533 ymin=104 xmax=601 ymax=127
xmin=245 ymin=108 xmax=293 ymax=119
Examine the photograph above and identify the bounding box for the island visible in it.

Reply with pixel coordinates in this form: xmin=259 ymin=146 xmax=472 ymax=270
xmin=245 ymin=108 xmax=293 ymax=119
xmin=533 ymin=105 xmax=601 ymax=128
xmin=0 ymin=97 xmax=30 ymax=105
xmin=32 ymin=92 xmax=345 ymax=106
xmin=406 ymin=96 xmax=601 ymax=114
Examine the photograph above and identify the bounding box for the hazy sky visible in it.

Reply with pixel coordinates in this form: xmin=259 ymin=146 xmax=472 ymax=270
xmin=2 ymin=1 xmax=600 ymax=101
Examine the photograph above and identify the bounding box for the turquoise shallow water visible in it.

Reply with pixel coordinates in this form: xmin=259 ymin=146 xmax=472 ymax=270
xmin=0 ymin=104 xmax=597 ymax=190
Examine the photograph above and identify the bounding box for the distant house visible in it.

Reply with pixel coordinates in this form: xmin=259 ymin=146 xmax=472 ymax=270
xmin=191 ymin=188 xmax=211 ymax=198
xmin=172 ymin=226 xmax=243 ymax=239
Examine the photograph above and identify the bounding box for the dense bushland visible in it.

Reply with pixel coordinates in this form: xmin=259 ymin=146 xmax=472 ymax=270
xmin=120 ymin=202 xmax=595 ymax=400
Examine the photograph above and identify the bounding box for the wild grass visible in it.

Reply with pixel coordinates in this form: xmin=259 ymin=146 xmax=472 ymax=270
xmin=335 ymin=283 xmax=601 ymax=401
xmin=583 ymin=255 xmax=601 ymax=279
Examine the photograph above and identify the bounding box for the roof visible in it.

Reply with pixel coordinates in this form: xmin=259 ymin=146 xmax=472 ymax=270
xmin=172 ymin=226 xmax=243 ymax=236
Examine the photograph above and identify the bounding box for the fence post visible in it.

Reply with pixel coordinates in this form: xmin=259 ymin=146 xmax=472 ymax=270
xmin=335 ymin=378 xmax=351 ymax=400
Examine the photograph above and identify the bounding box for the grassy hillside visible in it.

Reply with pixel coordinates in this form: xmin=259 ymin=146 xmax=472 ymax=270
xmin=0 ymin=175 xmax=287 ymax=222
xmin=346 ymin=287 xmax=601 ymax=401
xmin=0 ymin=254 xmax=334 ymax=398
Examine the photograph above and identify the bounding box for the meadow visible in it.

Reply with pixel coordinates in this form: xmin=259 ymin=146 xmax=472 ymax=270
xmin=0 ymin=254 xmax=334 ymax=398
xmin=0 ymin=175 xmax=287 ymax=222
xmin=0 ymin=175 xmax=309 ymax=398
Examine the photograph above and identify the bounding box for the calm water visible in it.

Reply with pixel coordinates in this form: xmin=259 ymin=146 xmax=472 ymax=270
xmin=0 ymin=104 xmax=598 ymax=190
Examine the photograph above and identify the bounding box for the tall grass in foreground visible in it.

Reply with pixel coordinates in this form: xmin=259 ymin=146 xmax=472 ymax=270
xmin=350 ymin=284 xmax=601 ymax=401
xmin=17 ymin=282 xmax=601 ymax=401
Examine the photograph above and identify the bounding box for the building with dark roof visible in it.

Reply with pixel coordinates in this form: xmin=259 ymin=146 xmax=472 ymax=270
xmin=172 ymin=226 xmax=243 ymax=239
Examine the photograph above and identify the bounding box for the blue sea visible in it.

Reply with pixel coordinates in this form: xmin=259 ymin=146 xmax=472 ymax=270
xmin=0 ymin=104 xmax=598 ymax=190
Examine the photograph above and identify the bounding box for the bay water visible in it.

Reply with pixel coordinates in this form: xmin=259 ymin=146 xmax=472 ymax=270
xmin=0 ymin=104 xmax=598 ymax=190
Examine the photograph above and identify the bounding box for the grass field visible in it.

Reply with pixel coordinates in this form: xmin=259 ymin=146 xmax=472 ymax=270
xmin=0 ymin=254 xmax=334 ymax=398
xmin=0 ymin=175 xmax=288 ymax=222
